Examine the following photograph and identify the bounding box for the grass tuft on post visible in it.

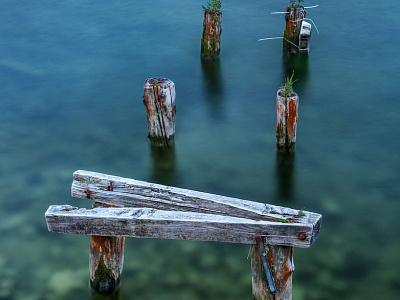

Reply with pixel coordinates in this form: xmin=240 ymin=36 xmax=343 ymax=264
xmin=276 ymin=71 xmax=299 ymax=153
xmin=205 ymin=0 xmax=221 ymax=12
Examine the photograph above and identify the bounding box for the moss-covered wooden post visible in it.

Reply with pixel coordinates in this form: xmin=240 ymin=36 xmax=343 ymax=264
xmin=251 ymin=244 xmax=294 ymax=300
xmin=201 ymin=2 xmax=222 ymax=60
xmin=90 ymin=235 xmax=125 ymax=295
xmin=143 ymin=78 xmax=176 ymax=147
xmin=276 ymin=73 xmax=299 ymax=153
xmin=283 ymin=4 xmax=306 ymax=55
xmin=89 ymin=203 xmax=125 ymax=295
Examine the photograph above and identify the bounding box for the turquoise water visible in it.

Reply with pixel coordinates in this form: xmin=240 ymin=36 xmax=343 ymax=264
xmin=1 ymin=0 xmax=399 ymax=299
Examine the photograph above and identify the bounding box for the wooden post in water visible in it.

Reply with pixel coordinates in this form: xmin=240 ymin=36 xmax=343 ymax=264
xmin=143 ymin=78 xmax=176 ymax=147
xmin=283 ymin=5 xmax=306 ymax=55
xmin=89 ymin=202 xmax=125 ymax=295
xmin=276 ymin=89 xmax=298 ymax=153
xmin=46 ymin=170 xmax=322 ymax=299
xmin=90 ymin=235 xmax=125 ymax=295
xmin=251 ymin=243 xmax=294 ymax=300
xmin=201 ymin=8 xmax=222 ymax=60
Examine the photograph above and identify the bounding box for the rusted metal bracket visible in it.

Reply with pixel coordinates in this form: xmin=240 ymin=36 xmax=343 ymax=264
xmin=255 ymin=233 xmax=276 ymax=293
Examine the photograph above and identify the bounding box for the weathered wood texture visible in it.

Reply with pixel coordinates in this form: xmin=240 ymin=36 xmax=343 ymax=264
xmin=143 ymin=78 xmax=176 ymax=146
xmin=201 ymin=10 xmax=222 ymax=60
xmin=276 ymin=90 xmax=298 ymax=153
xmin=90 ymin=235 xmax=125 ymax=295
xmin=251 ymin=244 xmax=294 ymax=300
xmin=89 ymin=202 xmax=125 ymax=295
xmin=46 ymin=203 xmax=319 ymax=248
xmin=283 ymin=5 xmax=306 ymax=55
xmin=71 ymin=170 xmax=320 ymax=242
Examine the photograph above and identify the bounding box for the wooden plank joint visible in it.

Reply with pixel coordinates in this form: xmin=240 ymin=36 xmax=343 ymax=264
xmin=45 ymin=170 xmax=322 ymax=298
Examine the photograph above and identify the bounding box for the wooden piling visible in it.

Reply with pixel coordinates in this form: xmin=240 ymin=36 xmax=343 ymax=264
xmin=46 ymin=170 xmax=322 ymax=299
xmin=251 ymin=244 xmax=294 ymax=300
xmin=89 ymin=203 xmax=125 ymax=295
xmin=201 ymin=9 xmax=222 ymax=60
xmin=90 ymin=235 xmax=125 ymax=295
xmin=143 ymin=78 xmax=176 ymax=147
xmin=276 ymin=89 xmax=298 ymax=153
xmin=283 ymin=5 xmax=306 ymax=55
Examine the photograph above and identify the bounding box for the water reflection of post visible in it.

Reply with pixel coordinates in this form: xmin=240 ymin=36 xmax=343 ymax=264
xmin=201 ymin=58 xmax=224 ymax=116
xmin=282 ymin=53 xmax=309 ymax=94
xmin=90 ymin=289 xmax=122 ymax=300
xmin=275 ymin=151 xmax=295 ymax=201
xmin=201 ymin=58 xmax=222 ymax=95
xmin=150 ymin=142 xmax=177 ymax=187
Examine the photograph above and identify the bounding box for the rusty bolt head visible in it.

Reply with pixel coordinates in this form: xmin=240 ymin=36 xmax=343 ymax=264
xmin=298 ymin=232 xmax=307 ymax=241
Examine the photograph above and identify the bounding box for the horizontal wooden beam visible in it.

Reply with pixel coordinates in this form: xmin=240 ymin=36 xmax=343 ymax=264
xmin=71 ymin=170 xmax=321 ymax=227
xmin=45 ymin=205 xmax=320 ymax=248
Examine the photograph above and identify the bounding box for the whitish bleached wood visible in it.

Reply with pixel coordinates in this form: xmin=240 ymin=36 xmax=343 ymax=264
xmin=143 ymin=78 xmax=176 ymax=146
xmin=45 ymin=205 xmax=319 ymax=248
xmin=71 ymin=170 xmax=321 ymax=241
xmin=276 ymin=90 xmax=299 ymax=153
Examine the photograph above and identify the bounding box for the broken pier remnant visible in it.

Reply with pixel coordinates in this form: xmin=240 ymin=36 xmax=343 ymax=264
xmin=276 ymin=72 xmax=299 ymax=153
xmin=284 ymin=5 xmax=306 ymax=55
xmin=276 ymin=89 xmax=299 ymax=153
xmin=142 ymin=78 xmax=176 ymax=147
xmin=45 ymin=170 xmax=322 ymax=298
xmin=201 ymin=5 xmax=222 ymax=60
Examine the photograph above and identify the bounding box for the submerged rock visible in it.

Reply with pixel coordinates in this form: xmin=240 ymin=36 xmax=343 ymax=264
xmin=48 ymin=268 xmax=87 ymax=297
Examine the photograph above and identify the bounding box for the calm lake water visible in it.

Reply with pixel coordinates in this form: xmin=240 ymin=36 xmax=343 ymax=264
xmin=1 ymin=0 xmax=399 ymax=299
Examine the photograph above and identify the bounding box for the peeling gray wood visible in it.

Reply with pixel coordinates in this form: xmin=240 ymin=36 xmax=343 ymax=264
xmin=71 ymin=170 xmax=321 ymax=244
xmin=45 ymin=205 xmax=318 ymax=248
xmin=143 ymin=78 xmax=176 ymax=145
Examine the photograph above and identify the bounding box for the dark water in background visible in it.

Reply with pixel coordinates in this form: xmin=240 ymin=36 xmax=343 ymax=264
xmin=1 ymin=0 xmax=399 ymax=299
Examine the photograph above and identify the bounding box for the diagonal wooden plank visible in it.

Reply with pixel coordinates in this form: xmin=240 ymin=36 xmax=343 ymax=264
xmin=71 ymin=170 xmax=321 ymax=228
xmin=45 ymin=205 xmax=321 ymax=248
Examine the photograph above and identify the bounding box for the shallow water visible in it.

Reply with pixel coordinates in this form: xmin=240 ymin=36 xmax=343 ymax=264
xmin=0 ymin=0 xmax=399 ymax=299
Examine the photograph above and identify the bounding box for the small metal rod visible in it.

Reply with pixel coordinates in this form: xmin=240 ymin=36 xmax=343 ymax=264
xmin=271 ymin=4 xmax=318 ymax=14
xmin=304 ymin=18 xmax=320 ymax=34
xmin=283 ymin=38 xmax=300 ymax=49
xmin=255 ymin=233 xmax=276 ymax=294
xmin=257 ymin=37 xmax=300 ymax=49
xmin=258 ymin=36 xmax=284 ymax=41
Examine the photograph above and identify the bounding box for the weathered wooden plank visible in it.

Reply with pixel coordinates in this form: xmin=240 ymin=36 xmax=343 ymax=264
xmin=45 ymin=205 xmax=319 ymax=248
xmin=71 ymin=170 xmax=321 ymax=241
